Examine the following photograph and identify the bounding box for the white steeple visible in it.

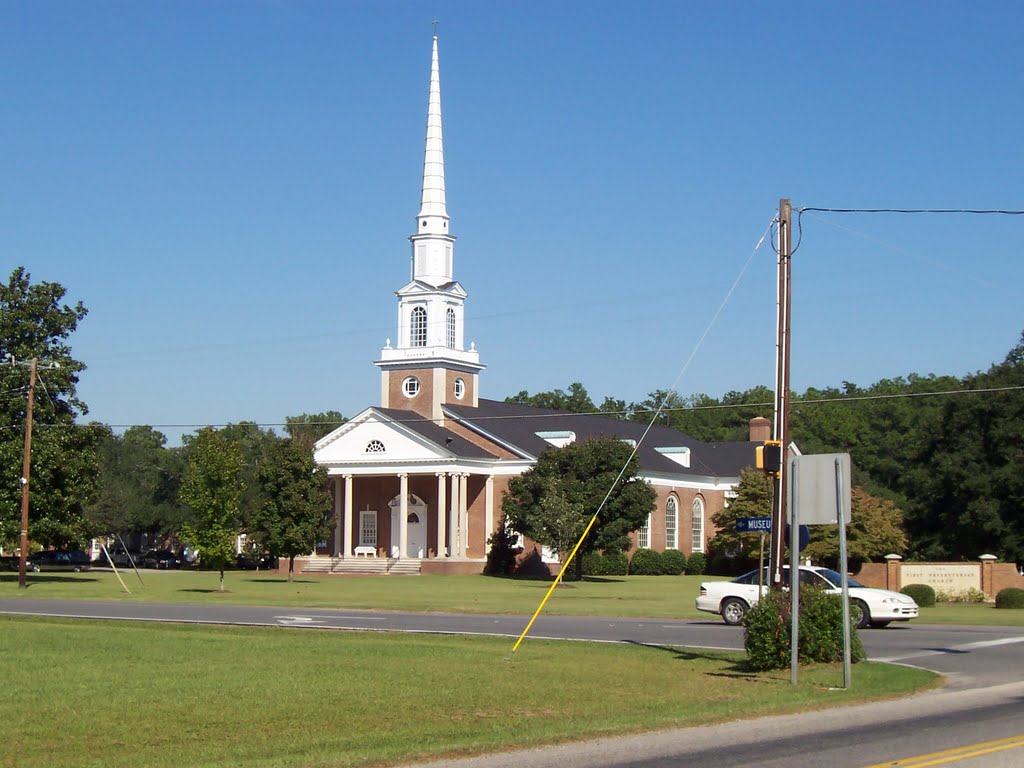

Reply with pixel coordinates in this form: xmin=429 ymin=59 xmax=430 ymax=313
xmin=376 ymin=30 xmax=483 ymax=420
xmin=410 ymin=33 xmax=455 ymax=287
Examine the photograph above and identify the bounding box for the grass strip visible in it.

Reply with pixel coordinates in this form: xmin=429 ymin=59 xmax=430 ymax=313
xmin=0 ymin=615 xmax=937 ymax=768
xmin=2 ymin=571 xmax=1023 ymax=626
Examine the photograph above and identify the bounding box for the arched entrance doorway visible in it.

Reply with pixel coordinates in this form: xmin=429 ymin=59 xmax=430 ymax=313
xmin=389 ymin=493 xmax=427 ymax=558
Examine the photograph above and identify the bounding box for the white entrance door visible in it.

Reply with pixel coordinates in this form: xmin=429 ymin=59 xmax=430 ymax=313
xmin=389 ymin=495 xmax=427 ymax=558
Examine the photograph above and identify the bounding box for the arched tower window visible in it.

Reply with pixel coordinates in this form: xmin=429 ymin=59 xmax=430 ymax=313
xmin=665 ymin=496 xmax=678 ymax=550
xmin=692 ymin=496 xmax=705 ymax=554
xmin=410 ymin=306 xmax=427 ymax=347
xmin=446 ymin=307 xmax=456 ymax=349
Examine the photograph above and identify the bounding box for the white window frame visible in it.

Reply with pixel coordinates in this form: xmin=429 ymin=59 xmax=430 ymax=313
xmin=402 ymin=376 xmax=420 ymax=398
xmin=359 ymin=510 xmax=377 ymax=547
xmin=410 ymin=306 xmax=427 ymax=347
xmin=637 ymin=512 xmax=651 ymax=549
xmin=691 ymin=496 xmax=705 ymax=554
xmin=665 ymin=495 xmax=678 ymax=550
xmin=446 ymin=307 xmax=456 ymax=349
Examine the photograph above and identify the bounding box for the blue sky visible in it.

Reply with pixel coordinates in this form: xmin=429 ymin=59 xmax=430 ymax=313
xmin=4 ymin=1 xmax=1023 ymax=444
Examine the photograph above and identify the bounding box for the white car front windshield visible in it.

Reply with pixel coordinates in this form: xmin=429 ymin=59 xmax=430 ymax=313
xmin=817 ymin=568 xmax=865 ymax=588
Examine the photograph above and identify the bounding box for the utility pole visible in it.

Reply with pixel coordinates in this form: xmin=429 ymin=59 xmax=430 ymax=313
xmin=769 ymin=200 xmax=792 ymax=586
xmin=18 ymin=357 xmax=38 ymax=590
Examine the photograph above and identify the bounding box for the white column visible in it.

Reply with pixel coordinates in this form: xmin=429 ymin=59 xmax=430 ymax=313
xmin=333 ymin=478 xmax=342 ymax=557
xmin=459 ymin=473 xmax=469 ymax=558
xmin=343 ymin=475 xmax=353 ymax=558
xmin=399 ymin=474 xmax=409 ymax=559
xmin=436 ymin=472 xmax=447 ymax=558
xmin=450 ymin=473 xmax=460 ymax=559
xmin=484 ymin=476 xmax=494 ymax=555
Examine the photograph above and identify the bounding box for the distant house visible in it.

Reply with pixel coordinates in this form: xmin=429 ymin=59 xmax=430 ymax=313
xmin=303 ymin=33 xmax=762 ymax=575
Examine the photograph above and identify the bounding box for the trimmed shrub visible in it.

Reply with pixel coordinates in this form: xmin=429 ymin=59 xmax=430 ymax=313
xmin=995 ymin=587 xmax=1024 ymax=609
xmin=660 ymin=549 xmax=688 ymax=576
xmin=901 ymin=583 xmax=936 ymax=608
xmin=629 ymin=548 xmax=662 ymax=575
xmin=484 ymin=527 xmax=520 ymax=575
xmin=686 ymin=551 xmax=707 ymax=575
xmin=743 ymin=587 xmax=865 ymax=671
xmin=936 ymin=588 xmax=986 ymax=604
xmin=581 ymin=551 xmax=629 ymax=576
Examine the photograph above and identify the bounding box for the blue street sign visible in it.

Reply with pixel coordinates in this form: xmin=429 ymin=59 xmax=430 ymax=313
xmin=736 ymin=517 xmax=772 ymax=533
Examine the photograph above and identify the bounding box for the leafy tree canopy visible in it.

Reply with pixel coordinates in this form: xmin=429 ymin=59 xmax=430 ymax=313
xmin=0 ymin=267 xmax=101 ymax=547
xmin=180 ymin=428 xmax=245 ymax=590
xmin=504 ymin=382 xmax=598 ymax=413
xmin=285 ymin=411 xmax=347 ymax=454
xmin=503 ymin=436 xmax=656 ymax=578
xmin=250 ymin=439 xmax=332 ymax=580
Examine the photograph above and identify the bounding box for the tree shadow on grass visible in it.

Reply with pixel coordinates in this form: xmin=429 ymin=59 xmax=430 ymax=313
xmin=177 ymin=588 xmax=233 ymax=594
xmin=0 ymin=574 xmax=100 ymax=585
xmin=624 ymin=640 xmax=753 ymax=676
xmin=241 ymin=578 xmax=320 ymax=584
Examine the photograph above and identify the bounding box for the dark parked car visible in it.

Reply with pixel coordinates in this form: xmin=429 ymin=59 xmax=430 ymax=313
xmin=140 ymin=549 xmax=180 ymax=569
xmin=27 ymin=550 xmax=92 ymax=573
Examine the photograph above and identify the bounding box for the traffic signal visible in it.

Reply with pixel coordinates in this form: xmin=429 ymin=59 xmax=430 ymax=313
xmin=755 ymin=440 xmax=782 ymax=474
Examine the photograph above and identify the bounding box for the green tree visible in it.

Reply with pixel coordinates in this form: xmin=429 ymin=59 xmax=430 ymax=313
xmin=503 ymin=437 xmax=656 ymax=580
xmin=802 ymin=487 xmax=909 ymax=568
xmin=707 ymin=468 xmax=773 ymax=574
xmin=86 ymin=426 xmax=189 ymax=539
xmin=285 ymin=411 xmax=347 ymax=454
xmin=249 ymin=440 xmax=332 ymax=581
xmin=905 ymin=333 xmax=1024 ymax=562
xmin=531 ymin=477 xmax=588 ymax=571
xmin=504 ymin=382 xmax=598 ymax=413
xmin=0 ymin=267 xmax=102 ymax=548
xmin=180 ymin=429 xmax=244 ymax=591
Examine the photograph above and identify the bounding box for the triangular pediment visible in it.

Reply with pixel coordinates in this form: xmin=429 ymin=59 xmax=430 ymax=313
xmin=396 ymin=279 xmax=467 ymax=299
xmin=314 ymin=408 xmax=451 ymax=465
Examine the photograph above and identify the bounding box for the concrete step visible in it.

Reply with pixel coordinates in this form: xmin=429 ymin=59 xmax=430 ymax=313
xmin=301 ymin=556 xmax=422 ymax=576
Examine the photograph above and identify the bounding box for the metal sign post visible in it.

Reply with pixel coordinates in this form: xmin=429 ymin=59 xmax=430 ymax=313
xmin=836 ymin=457 xmax=852 ymax=688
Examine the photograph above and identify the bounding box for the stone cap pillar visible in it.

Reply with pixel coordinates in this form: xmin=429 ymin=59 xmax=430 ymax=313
xmin=884 ymin=554 xmax=903 ymax=592
xmin=980 ymin=554 xmax=997 ymax=598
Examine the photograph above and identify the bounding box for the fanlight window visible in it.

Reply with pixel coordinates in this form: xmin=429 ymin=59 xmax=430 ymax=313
xmin=365 ymin=440 xmax=385 ymax=454
xmin=410 ymin=306 xmax=427 ymax=347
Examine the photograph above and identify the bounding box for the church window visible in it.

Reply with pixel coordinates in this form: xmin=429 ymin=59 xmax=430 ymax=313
xmin=665 ymin=495 xmax=678 ymax=550
xmin=454 ymin=378 xmax=465 ymax=400
xmin=365 ymin=440 xmax=385 ymax=454
xmin=638 ymin=513 xmax=651 ymax=549
xmin=359 ymin=511 xmax=377 ymax=547
xmin=446 ymin=307 xmax=456 ymax=349
xmin=411 ymin=306 xmax=427 ymax=347
xmin=402 ymin=376 xmax=420 ymax=398
xmin=692 ymin=496 xmax=705 ymax=553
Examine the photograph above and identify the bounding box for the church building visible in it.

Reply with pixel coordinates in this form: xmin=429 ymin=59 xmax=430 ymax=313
xmin=303 ymin=33 xmax=761 ymax=575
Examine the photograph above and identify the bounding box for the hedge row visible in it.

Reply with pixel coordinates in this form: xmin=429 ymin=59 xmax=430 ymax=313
xmin=580 ymin=549 xmax=706 ymax=576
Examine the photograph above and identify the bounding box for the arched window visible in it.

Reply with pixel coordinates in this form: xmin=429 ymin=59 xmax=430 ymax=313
xmin=446 ymin=307 xmax=456 ymax=349
xmin=365 ymin=439 xmax=385 ymax=453
xmin=692 ymin=496 xmax=705 ymax=554
xmin=410 ymin=306 xmax=427 ymax=347
xmin=665 ymin=496 xmax=678 ymax=550
xmin=637 ymin=512 xmax=651 ymax=549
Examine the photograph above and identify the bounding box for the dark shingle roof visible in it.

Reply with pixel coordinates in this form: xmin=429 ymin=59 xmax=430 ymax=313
xmin=376 ymin=407 xmax=497 ymax=459
xmin=444 ymin=399 xmax=756 ymax=479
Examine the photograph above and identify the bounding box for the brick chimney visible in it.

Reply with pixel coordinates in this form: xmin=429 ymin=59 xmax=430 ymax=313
xmin=748 ymin=416 xmax=771 ymax=443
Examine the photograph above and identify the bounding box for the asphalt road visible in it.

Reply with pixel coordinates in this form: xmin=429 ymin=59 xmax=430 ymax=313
xmin=3 ymin=598 xmax=1024 ymax=767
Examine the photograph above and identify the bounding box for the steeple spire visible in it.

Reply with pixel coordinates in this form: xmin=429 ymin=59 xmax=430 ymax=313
xmin=417 ymin=32 xmax=448 ymax=232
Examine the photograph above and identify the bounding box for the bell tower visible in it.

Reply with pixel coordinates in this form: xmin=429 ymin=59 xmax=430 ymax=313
xmin=375 ymin=32 xmax=484 ymax=421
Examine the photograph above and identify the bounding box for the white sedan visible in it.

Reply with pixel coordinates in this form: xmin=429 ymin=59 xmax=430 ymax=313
xmin=696 ymin=565 xmax=919 ymax=628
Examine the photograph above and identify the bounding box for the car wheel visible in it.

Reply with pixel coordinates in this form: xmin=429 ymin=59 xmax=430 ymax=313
xmin=870 ymin=620 xmax=891 ymax=629
xmin=31 ymin=564 xmax=40 ymax=573
xmin=720 ymin=598 xmax=748 ymax=626
xmin=851 ymin=599 xmax=870 ymax=629
xmin=73 ymin=566 xmax=81 ymax=573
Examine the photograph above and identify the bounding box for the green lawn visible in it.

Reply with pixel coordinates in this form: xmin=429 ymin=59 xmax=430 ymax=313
xmin=3 ymin=569 xmax=1023 ymax=626
xmin=0 ymin=615 xmax=938 ymax=768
